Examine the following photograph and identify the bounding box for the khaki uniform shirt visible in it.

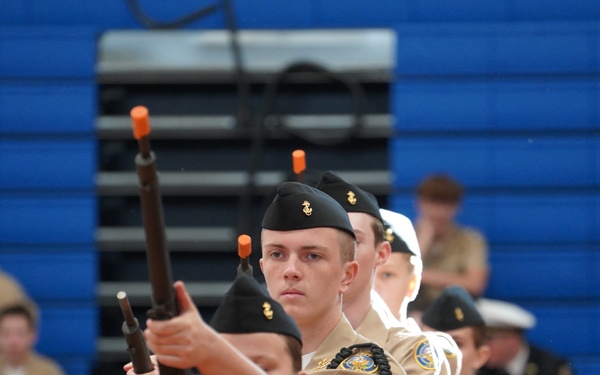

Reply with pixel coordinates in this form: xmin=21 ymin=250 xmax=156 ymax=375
xmin=417 ymin=226 xmax=488 ymax=307
xmin=0 ymin=352 xmax=65 ymax=375
xmin=356 ymin=293 xmax=460 ymax=375
xmin=307 ymin=314 xmax=407 ymax=375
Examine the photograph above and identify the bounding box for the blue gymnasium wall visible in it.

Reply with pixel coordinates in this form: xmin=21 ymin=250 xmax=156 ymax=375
xmin=389 ymin=22 xmax=600 ymax=373
xmin=0 ymin=26 xmax=98 ymax=375
xmin=0 ymin=1 xmax=598 ymax=374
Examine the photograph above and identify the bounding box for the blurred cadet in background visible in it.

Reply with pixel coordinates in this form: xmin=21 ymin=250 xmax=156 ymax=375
xmin=0 ymin=302 xmax=65 ymax=375
xmin=411 ymin=174 xmax=489 ymax=315
xmin=421 ymin=285 xmax=491 ymax=375
xmin=476 ymin=298 xmax=572 ymax=375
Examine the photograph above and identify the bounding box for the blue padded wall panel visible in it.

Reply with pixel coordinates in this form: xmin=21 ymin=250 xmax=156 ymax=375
xmin=514 ymin=1 xmax=600 ymax=21
xmin=456 ymin=194 xmax=596 ymax=244
xmin=395 ymin=22 xmax=598 ymax=75
xmin=570 ymin=357 xmax=600 ymax=375
xmin=392 ymin=80 xmax=598 ymax=131
xmin=3 ymin=0 xmax=600 ymax=29
xmin=0 ymin=3 xmax=27 ymax=25
xmin=36 ymin=305 xmax=97 ymax=356
xmin=0 ymin=250 xmax=96 ymax=301
xmin=31 ymin=0 xmax=219 ymax=29
xmin=313 ymin=1 xmax=411 ymax=27
xmin=0 ymin=196 xmax=95 ymax=244
xmin=389 ymin=193 xmax=598 ymax=244
xmin=55 ymin=358 xmax=91 ymax=375
xmin=390 ymin=137 xmax=595 ymax=189
xmin=0 ymin=83 xmax=96 ymax=134
xmin=525 ymin=305 xmax=599 ymax=356
xmin=235 ymin=1 xmax=313 ymax=29
xmin=485 ymin=248 xmax=595 ymax=300
xmin=0 ymin=27 xmax=96 ymax=78
xmin=0 ymin=140 xmax=96 ymax=190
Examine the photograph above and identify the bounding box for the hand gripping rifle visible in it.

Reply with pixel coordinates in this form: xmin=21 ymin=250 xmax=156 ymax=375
xmin=130 ymin=106 xmax=192 ymax=375
xmin=118 ymin=291 xmax=154 ymax=374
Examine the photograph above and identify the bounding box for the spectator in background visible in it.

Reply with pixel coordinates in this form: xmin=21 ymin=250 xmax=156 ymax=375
xmin=0 ymin=302 xmax=65 ymax=375
xmin=0 ymin=271 xmax=28 ymax=312
xmin=476 ymin=298 xmax=572 ymax=375
xmin=410 ymin=174 xmax=489 ymax=317
xmin=421 ymin=285 xmax=491 ymax=375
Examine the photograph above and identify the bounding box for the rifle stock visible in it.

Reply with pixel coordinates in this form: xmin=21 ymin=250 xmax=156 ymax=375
xmin=130 ymin=106 xmax=191 ymax=375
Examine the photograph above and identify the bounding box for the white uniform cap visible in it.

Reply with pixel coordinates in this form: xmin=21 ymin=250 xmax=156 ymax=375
xmin=379 ymin=208 xmax=421 ymax=258
xmin=476 ymin=298 xmax=536 ymax=330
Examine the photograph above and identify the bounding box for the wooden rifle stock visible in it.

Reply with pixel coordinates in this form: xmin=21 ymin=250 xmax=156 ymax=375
xmin=130 ymin=106 xmax=192 ymax=375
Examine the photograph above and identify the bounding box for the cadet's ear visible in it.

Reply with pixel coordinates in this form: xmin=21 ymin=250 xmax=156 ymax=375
xmin=259 ymin=258 xmax=264 ymax=273
xmin=474 ymin=344 xmax=492 ymax=369
xmin=340 ymin=260 xmax=359 ymax=294
xmin=375 ymin=240 xmax=391 ymax=267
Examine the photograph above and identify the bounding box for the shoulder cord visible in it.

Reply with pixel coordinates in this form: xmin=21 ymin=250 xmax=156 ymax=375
xmin=326 ymin=342 xmax=392 ymax=375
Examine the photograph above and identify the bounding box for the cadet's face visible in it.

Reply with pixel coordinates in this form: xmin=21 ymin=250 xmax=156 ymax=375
xmin=345 ymin=212 xmax=385 ymax=302
xmin=260 ymin=227 xmax=355 ymax=327
xmin=222 ymin=332 xmax=295 ymax=375
xmin=447 ymin=327 xmax=490 ymax=375
xmin=373 ymin=253 xmax=413 ymax=318
xmin=417 ymin=200 xmax=459 ymax=234
xmin=485 ymin=330 xmax=520 ymax=368
xmin=0 ymin=315 xmax=35 ymax=364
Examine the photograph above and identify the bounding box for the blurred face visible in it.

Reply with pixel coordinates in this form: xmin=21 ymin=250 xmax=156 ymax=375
xmin=485 ymin=330 xmax=521 ymax=368
xmin=0 ymin=315 xmax=36 ymax=366
xmin=373 ymin=253 xmax=414 ymax=319
xmin=417 ymin=199 xmax=459 ymax=234
xmin=222 ymin=333 xmax=300 ymax=375
xmin=344 ymin=212 xmax=389 ymax=303
xmin=446 ymin=327 xmax=490 ymax=375
xmin=260 ymin=228 xmax=357 ymax=328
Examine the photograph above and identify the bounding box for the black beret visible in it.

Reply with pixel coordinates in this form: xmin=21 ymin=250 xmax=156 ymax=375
xmin=209 ymin=275 xmax=302 ymax=344
xmin=262 ymin=181 xmax=355 ymax=239
xmin=421 ymin=285 xmax=484 ymax=331
xmin=383 ymin=221 xmax=415 ymax=255
xmin=315 ymin=171 xmax=383 ymax=223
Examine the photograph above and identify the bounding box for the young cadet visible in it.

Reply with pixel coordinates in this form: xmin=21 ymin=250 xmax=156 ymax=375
xmin=421 ymin=286 xmax=491 ymax=375
xmin=373 ymin=208 xmax=462 ymax=375
xmin=260 ymin=182 xmax=405 ymax=374
xmin=374 ymin=209 xmax=421 ymax=322
xmin=210 ymin=274 xmax=306 ymax=375
xmin=316 ymin=172 xmax=455 ymax=375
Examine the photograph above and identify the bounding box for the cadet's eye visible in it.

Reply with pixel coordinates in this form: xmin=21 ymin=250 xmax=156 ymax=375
xmin=307 ymin=253 xmax=321 ymax=260
xmin=270 ymin=251 xmax=283 ymax=259
xmin=381 ymin=272 xmax=395 ymax=279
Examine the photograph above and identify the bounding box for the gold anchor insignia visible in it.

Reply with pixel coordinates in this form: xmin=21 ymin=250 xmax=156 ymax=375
xmin=385 ymin=228 xmax=395 ymax=243
xmin=454 ymin=307 xmax=464 ymax=321
xmin=347 ymin=191 xmax=357 ymax=205
xmin=262 ymin=302 xmax=273 ymax=320
xmin=302 ymin=200 xmax=312 ymax=216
